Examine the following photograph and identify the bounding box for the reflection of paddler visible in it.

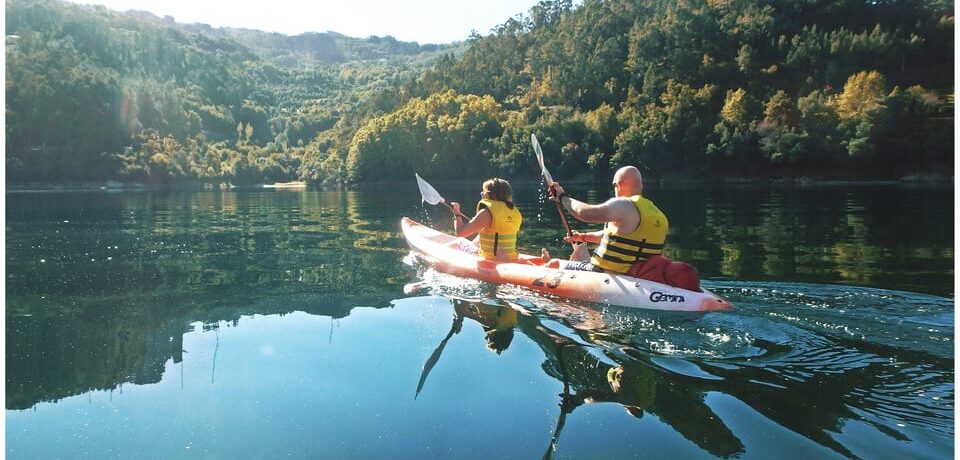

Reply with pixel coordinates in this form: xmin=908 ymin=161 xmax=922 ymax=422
xmin=547 ymin=353 xmax=657 ymax=420
xmin=606 ymin=364 xmax=655 ymax=417
xmin=416 ymin=299 xmax=521 ymax=398
xmin=453 ymin=301 xmax=518 ymax=354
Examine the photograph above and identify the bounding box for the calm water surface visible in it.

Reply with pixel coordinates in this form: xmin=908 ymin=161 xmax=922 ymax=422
xmin=6 ymin=183 xmax=954 ymax=459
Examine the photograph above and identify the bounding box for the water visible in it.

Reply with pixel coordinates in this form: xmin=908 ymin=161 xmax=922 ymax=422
xmin=5 ymin=183 xmax=954 ymax=459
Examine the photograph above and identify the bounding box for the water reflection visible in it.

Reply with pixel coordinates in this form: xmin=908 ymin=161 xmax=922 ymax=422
xmin=7 ymin=190 xmax=411 ymax=303
xmin=416 ymin=297 xmax=744 ymax=458
xmin=5 ymin=185 xmax=953 ymax=458
xmin=6 ymin=190 xmax=411 ymax=410
xmin=413 ymin=294 xmax=952 ymax=459
xmin=6 ymin=301 xmax=188 ymax=410
xmin=644 ymin=184 xmax=954 ymax=297
xmin=415 ymin=301 xmax=517 ymax=398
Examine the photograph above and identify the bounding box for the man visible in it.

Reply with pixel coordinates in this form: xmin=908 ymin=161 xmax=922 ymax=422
xmin=546 ymin=166 xmax=699 ymax=291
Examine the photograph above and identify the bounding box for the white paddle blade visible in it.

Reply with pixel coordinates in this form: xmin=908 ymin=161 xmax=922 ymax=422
xmin=403 ymin=281 xmax=430 ymax=295
xmin=531 ymin=133 xmax=554 ymax=186
xmin=415 ymin=173 xmax=445 ymax=205
xmin=542 ymin=162 xmax=555 ymax=185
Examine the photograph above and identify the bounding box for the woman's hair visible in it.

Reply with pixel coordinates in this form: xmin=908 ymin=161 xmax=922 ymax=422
xmin=482 ymin=178 xmax=514 ymax=209
xmin=485 ymin=328 xmax=515 ymax=354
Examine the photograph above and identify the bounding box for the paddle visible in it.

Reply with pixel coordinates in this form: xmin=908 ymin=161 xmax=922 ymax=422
xmin=415 ymin=313 xmax=464 ymax=399
xmin=542 ymin=344 xmax=573 ymax=460
xmin=531 ymin=134 xmax=572 ymax=238
xmin=415 ymin=173 xmax=470 ymax=219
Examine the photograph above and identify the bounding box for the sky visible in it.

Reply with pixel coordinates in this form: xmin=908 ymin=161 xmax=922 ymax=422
xmin=64 ymin=0 xmax=547 ymax=44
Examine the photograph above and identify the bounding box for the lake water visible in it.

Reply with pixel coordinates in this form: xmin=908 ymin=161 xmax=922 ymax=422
xmin=5 ymin=182 xmax=954 ymax=459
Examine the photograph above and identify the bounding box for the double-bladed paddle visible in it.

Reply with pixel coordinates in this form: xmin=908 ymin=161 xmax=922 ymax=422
xmin=531 ymin=133 xmax=572 ymax=238
xmin=415 ymin=173 xmax=470 ymax=219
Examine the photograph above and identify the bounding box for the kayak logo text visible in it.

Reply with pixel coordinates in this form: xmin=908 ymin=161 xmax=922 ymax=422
xmin=649 ymin=291 xmax=685 ymax=303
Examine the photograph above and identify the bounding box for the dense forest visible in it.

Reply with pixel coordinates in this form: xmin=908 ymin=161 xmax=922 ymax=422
xmin=5 ymin=0 xmax=954 ymax=185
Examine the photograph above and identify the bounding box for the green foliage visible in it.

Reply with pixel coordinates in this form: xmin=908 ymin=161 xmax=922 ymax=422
xmin=708 ymin=88 xmax=761 ymax=166
xmin=614 ymin=81 xmax=718 ymax=173
xmin=5 ymin=0 xmax=454 ymax=185
xmin=833 ymin=71 xmax=890 ymax=160
xmin=345 ymin=90 xmax=502 ymax=182
xmin=400 ymin=0 xmax=951 ymax=180
xmin=836 ymin=70 xmax=888 ymax=121
xmin=5 ymin=0 xmax=953 ymax=184
xmin=879 ymin=85 xmax=952 ymax=168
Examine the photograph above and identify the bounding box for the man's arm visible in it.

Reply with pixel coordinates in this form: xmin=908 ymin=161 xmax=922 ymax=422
xmin=564 ymin=229 xmax=603 ymax=244
xmin=561 ymin=195 xmax=633 ymax=226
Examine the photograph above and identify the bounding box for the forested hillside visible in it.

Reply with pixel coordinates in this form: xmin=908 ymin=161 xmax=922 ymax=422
xmin=353 ymin=0 xmax=954 ymax=182
xmin=5 ymin=0 xmax=954 ymax=185
xmin=5 ymin=0 xmax=458 ymax=184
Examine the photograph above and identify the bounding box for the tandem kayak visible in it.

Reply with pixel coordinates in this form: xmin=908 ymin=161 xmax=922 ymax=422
xmin=401 ymin=217 xmax=732 ymax=312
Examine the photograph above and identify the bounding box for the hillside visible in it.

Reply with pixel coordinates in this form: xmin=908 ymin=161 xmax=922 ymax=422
xmin=5 ymin=0 xmax=460 ymax=184
xmin=5 ymin=0 xmax=954 ymax=186
xmin=350 ymin=0 xmax=954 ymax=182
xmin=125 ymin=9 xmax=462 ymax=67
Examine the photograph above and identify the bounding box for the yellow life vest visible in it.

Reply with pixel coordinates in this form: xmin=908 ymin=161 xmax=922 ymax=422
xmin=467 ymin=304 xmax=518 ymax=331
xmin=590 ymin=195 xmax=668 ymax=273
xmin=477 ymin=198 xmax=522 ymax=261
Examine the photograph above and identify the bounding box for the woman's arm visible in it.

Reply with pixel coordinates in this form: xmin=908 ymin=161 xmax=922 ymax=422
xmin=452 ymin=205 xmax=492 ymax=238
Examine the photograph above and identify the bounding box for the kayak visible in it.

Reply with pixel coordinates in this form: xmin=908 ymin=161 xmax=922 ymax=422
xmin=401 ymin=217 xmax=732 ymax=312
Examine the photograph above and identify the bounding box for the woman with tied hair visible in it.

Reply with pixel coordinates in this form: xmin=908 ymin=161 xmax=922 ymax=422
xmin=450 ymin=178 xmax=523 ymax=262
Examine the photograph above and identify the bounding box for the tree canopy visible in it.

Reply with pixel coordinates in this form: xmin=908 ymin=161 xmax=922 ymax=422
xmin=6 ymin=0 xmax=954 ymax=185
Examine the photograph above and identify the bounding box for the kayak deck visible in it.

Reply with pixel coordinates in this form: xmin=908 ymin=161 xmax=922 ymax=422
xmin=401 ymin=217 xmax=732 ymax=312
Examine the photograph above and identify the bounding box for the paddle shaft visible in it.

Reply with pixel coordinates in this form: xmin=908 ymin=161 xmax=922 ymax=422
xmin=532 ymin=134 xmax=574 ymax=240
xmin=554 ymin=199 xmax=572 ymax=238
xmin=443 ymin=201 xmax=471 ymax=220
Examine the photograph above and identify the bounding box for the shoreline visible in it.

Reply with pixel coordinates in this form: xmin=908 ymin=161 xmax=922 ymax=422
xmin=5 ymin=174 xmax=953 ymax=193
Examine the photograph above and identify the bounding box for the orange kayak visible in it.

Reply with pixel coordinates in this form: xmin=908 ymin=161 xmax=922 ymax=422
xmin=401 ymin=217 xmax=732 ymax=312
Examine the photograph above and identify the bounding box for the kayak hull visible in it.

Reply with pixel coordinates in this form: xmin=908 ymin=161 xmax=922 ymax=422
xmin=401 ymin=217 xmax=732 ymax=312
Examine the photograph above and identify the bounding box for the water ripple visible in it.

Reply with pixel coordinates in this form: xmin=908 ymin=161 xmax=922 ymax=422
xmin=405 ymin=268 xmax=955 ymax=447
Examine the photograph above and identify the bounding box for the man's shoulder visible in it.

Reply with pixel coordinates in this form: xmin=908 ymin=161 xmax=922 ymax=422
xmin=607 ymin=196 xmax=634 ymax=204
xmin=608 ymin=197 xmax=641 ymax=215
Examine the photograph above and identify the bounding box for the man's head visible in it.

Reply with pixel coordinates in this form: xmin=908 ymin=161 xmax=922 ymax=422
xmin=612 ymin=166 xmax=643 ymax=197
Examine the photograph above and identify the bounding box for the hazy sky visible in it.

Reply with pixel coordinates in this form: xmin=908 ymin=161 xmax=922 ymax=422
xmin=64 ymin=0 xmax=547 ymax=44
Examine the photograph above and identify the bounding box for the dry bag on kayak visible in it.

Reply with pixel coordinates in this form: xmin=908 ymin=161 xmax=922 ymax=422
xmin=627 ymin=255 xmax=701 ymax=292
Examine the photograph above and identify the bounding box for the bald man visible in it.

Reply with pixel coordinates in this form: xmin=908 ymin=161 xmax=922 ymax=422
xmin=546 ymin=166 xmax=669 ymax=274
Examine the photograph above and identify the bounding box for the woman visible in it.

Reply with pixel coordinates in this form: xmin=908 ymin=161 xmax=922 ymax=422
xmin=450 ymin=178 xmax=522 ymax=262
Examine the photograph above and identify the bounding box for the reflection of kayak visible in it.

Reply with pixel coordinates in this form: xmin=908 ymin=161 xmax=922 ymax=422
xmin=401 ymin=217 xmax=732 ymax=312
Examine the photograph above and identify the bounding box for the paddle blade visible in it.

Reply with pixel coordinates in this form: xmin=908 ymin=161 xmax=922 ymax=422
xmin=403 ymin=281 xmax=430 ymax=295
xmin=531 ymin=133 xmax=554 ymax=186
xmin=415 ymin=173 xmax=445 ymax=205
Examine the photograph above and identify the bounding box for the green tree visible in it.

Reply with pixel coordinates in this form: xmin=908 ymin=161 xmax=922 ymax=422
xmin=835 ymin=70 xmax=889 ymax=159
xmin=709 ymin=88 xmax=760 ymax=166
